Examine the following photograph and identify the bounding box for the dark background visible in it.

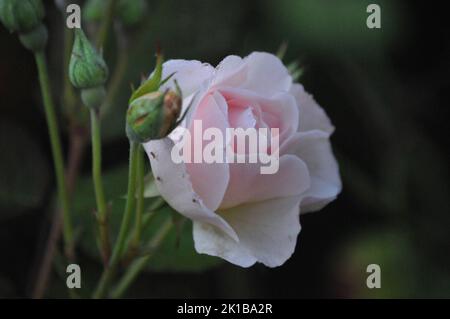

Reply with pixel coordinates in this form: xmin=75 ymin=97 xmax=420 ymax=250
xmin=0 ymin=0 xmax=449 ymax=298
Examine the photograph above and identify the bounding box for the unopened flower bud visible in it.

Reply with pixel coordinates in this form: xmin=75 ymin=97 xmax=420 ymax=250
xmin=117 ymin=0 xmax=146 ymax=27
xmin=69 ymin=28 xmax=108 ymax=90
xmin=82 ymin=0 xmax=146 ymax=27
xmin=126 ymin=90 xmax=182 ymax=143
xmin=0 ymin=0 xmax=44 ymax=33
xmin=82 ymin=0 xmax=104 ymax=23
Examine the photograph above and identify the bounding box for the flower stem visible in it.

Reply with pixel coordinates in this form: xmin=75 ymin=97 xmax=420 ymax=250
xmin=63 ymin=27 xmax=78 ymax=116
xmin=90 ymin=108 xmax=110 ymax=264
xmin=100 ymin=27 xmax=129 ymax=118
xmin=34 ymin=51 xmax=74 ymax=258
xmin=131 ymin=146 xmax=145 ymax=250
xmin=92 ymin=141 xmax=139 ymax=298
xmin=110 ymin=218 xmax=173 ymax=299
xmin=96 ymin=0 xmax=118 ymax=49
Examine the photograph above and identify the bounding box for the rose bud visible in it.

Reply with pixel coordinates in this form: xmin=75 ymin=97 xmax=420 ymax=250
xmin=0 ymin=0 xmax=44 ymax=33
xmin=69 ymin=28 xmax=108 ymax=89
xmin=83 ymin=0 xmax=146 ymax=27
xmin=126 ymin=89 xmax=182 ymax=143
xmin=117 ymin=0 xmax=147 ymax=27
xmin=0 ymin=0 xmax=47 ymax=52
xmin=69 ymin=28 xmax=108 ymax=109
xmin=82 ymin=0 xmax=104 ymax=23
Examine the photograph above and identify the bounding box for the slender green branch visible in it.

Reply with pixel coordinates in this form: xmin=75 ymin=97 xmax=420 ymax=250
xmin=110 ymin=218 xmax=173 ymax=299
xmin=63 ymin=28 xmax=78 ymax=116
xmin=90 ymin=108 xmax=110 ymax=263
xmin=96 ymin=0 xmax=118 ymax=49
xmin=93 ymin=141 xmax=139 ymax=298
xmin=131 ymin=145 xmax=145 ymax=250
xmin=112 ymin=141 xmax=139 ymax=263
xmin=123 ymin=195 xmax=165 ymax=265
xmin=100 ymin=22 xmax=129 ymax=119
xmin=100 ymin=47 xmax=129 ymax=118
xmin=34 ymin=52 xmax=74 ymax=258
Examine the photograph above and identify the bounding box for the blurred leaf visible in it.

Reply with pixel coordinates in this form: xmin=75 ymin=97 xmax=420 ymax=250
xmin=143 ymin=173 xmax=160 ymax=198
xmin=73 ymin=165 xmax=222 ymax=273
xmin=273 ymin=0 xmax=405 ymax=56
xmin=145 ymin=211 xmax=223 ymax=272
xmin=0 ymin=120 xmax=49 ymax=218
xmin=334 ymin=230 xmax=419 ymax=298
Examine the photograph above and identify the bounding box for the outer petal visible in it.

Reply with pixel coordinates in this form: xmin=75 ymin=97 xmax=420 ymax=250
xmin=143 ymin=138 xmax=238 ymax=241
xmin=194 ymin=196 xmax=302 ymax=267
xmin=160 ymin=59 xmax=214 ymax=98
xmin=213 ymin=52 xmax=292 ymax=97
xmin=241 ymin=52 xmax=292 ymax=96
xmin=212 ymin=55 xmax=247 ymax=88
xmin=290 ymin=84 xmax=334 ymax=135
xmin=220 ymin=154 xmax=310 ymax=209
xmin=281 ymin=130 xmax=342 ymax=213
xmin=185 ymin=92 xmax=230 ymax=211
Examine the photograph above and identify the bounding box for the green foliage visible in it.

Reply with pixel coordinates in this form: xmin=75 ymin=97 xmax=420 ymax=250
xmin=272 ymin=0 xmax=403 ymax=56
xmin=73 ymin=166 xmax=222 ymax=273
xmin=336 ymin=230 xmax=419 ymax=298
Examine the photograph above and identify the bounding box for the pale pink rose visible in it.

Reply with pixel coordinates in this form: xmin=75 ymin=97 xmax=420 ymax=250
xmin=143 ymin=52 xmax=341 ymax=267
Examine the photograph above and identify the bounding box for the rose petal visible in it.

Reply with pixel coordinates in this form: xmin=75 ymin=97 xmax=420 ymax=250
xmin=161 ymin=59 xmax=214 ymax=98
xmin=281 ymin=131 xmax=342 ymax=213
xmin=241 ymin=52 xmax=292 ymax=96
xmin=143 ymin=138 xmax=238 ymax=241
xmin=193 ymin=196 xmax=302 ymax=267
xmin=213 ymin=52 xmax=292 ymax=97
xmin=185 ymin=92 xmax=230 ymax=211
xmin=220 ymin=155 xmax=310 ymax=209
xmin=212 ymin=55 xmax=247 ymax=88
xmin=290 ymin=84 xmax=334 ymax=135
xmin=220 ymin=88 xmax=299 ymax=141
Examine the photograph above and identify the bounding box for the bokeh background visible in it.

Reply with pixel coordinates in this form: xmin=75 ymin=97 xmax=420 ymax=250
xmin=0 ymin=0 xmax=449 ymax=298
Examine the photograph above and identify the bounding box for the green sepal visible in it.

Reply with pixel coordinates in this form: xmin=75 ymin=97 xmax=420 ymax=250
xmin=129 ymin=53 xmax=163 ymax=104
xmin=18 ymin=22 xmax=47 ymax=52
xmin=126 ymin=92 xmax=166 ymax=143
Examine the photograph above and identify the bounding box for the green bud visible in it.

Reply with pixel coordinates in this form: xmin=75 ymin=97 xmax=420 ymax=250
xmin=18 ymin=23 xmax=47 ymax=52
xmin=81 ymin=86 xmax=106 ymax=110
xmin=82 ymin=0 xmax=147 ymax=27
xmin=126 ymin=90 xmax=182 ymax=143
xmin=69 ymin=28 xmax=108 ymax=90
xmin=82 ymin=0 xmax=104 ymax=23
xmin=0 ymin=0 xmax=44 ymax=33
xmin=118 ymin=0 xmax=146 ymax=27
